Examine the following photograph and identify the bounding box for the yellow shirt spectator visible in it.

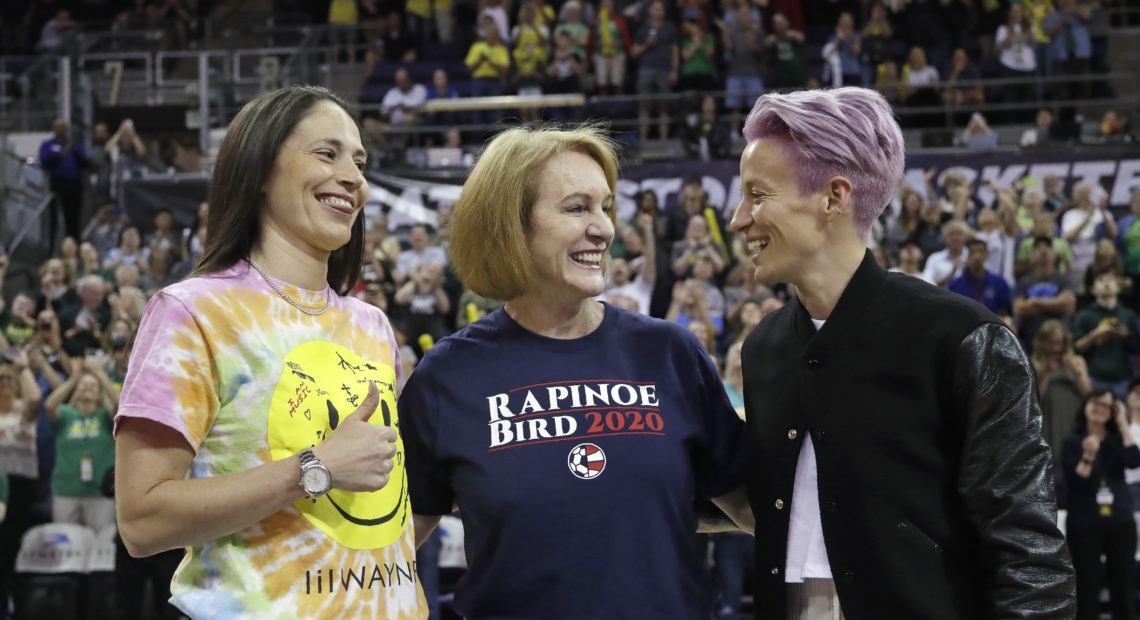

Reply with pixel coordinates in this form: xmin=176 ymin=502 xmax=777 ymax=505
xmin=328 ymin=0 xmax=357 ymax=25
xmin=406 ymin=0 xmax=431 ymax=19
xmin=1024 ymin=0 xmax=1054 ymax=42
xmin=466 ymin=41 xmax=510 ymax=79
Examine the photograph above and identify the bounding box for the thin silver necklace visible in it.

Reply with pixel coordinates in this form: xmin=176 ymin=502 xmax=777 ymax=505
xmin=247 ymin=257 xmax=332 ymax=316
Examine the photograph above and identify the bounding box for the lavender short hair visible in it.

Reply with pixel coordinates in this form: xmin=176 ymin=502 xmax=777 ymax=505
xmin=742 ymin=87 xmax=905 ymax=241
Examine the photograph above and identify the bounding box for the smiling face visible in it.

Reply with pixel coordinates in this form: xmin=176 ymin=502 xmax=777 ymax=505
xmin=522 ymin=150 xmax=614 ymax=305
xmin=730 ymin=139 xmax=827 ymax=286
xmin=260 ymin=101 xmax=369 ymax=258
xmin=1085 ymin=391 xmax=1114 ymax=427
xmin=80 ymin=241 xmax=99 ymax=265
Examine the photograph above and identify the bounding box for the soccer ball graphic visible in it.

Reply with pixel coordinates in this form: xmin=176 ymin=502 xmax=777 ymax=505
xmin=567 ymin=443 xmax=606 ymax=479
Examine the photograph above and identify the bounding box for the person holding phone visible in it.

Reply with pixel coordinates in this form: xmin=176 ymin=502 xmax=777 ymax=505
xmin=1062 ymin=389 xmax=1139 ymax=619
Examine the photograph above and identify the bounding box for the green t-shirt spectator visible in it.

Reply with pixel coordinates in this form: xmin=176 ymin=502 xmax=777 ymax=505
xmin=1071 ymin=303 xmax=1140 ymax=384
xmin=680 ymin=33 xmax=717 ymax=79
xmin=51 ymin=403 xmax=115 ymax=498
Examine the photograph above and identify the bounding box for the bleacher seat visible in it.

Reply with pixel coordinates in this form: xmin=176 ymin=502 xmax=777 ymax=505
xmin=418 ymin=42 xmax=460 ymax=63
xmin=14 ymin=523 xmax=118 ymax=620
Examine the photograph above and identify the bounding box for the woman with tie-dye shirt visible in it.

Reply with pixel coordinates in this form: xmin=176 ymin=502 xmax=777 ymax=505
xmin=114 ymin=86 xmax=426 ymax=619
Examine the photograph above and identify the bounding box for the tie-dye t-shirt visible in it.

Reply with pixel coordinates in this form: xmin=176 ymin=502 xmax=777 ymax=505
xmin=116 ymin=263 xmax=426 ymax=620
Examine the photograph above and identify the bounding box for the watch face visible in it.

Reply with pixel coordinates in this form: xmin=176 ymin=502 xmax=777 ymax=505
xmin=302 ymin=466 xmax=332 ymax=495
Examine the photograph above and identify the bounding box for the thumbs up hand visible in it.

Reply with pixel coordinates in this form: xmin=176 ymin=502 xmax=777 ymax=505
xmin=312 ymin=383 xmax=399 ymax=493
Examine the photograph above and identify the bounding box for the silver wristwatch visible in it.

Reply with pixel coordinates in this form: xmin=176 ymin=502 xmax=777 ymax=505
xmin=298 ymin=448 xmax=332 ymax=498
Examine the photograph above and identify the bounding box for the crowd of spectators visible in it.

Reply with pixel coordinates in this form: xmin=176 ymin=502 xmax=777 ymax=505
xmin=355 ymin=0 xmax=1126 ymax=148
xmin=2 ymin=0 xmax=1140 ymax=617
xmin=2 ymin=0 xmax=1131 ymax=160
xmin=10 ymin=133 xmax=1140 ymax=613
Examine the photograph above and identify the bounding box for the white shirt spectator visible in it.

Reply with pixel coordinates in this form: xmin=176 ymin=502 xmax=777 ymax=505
xmin=906 ymin=65 xmax=939 ymax=87
xmin=996 ymin=25 xmax=1036 ymax=72
xmin=1128 ymin=423 xmax=1140 ymax=486
xmin=976 ymin=229 xmax=1017 ymax=287
xmin=1060 ymin=207 xmax=1104 ymax=276
xmin=395 ymin=245 xmax=448 ymax=280
xmin=381 ymin=83 xmax=427 ymax=126
xmin=603 ymin=280 xmax=653 ymax=315
xmin=922 ymin=248 xmax=969 ymax=286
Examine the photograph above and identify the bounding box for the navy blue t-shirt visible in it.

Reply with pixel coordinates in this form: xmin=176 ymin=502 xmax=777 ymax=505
xmin=399 ymin=303 xmax=748 ymax=619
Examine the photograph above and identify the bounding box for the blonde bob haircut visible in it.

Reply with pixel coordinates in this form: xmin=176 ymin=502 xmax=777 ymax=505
xmin=450 ymin=125 xmax=620 ymax=301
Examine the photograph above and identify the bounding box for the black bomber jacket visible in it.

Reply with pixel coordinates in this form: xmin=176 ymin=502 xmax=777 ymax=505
xmin=741 ymin=250 xmax=1076 ymax=619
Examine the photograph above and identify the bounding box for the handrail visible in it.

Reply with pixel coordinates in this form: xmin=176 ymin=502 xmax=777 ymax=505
xmin=424 ymin=93 xmax=586 ymax=112
xmin=78 ymin=51 xmax=154 ymax=86
xmin=77 ymin=29 xmax=167 ymax=55
xmin=5 ymin=193 xmax=53 ymax=256
xmin=155 ymin=49 xmax=231 ymax=86
xmin=232 ymin=47 xmax=317 ymax=84
xmin=2 ymin=155 xmax=52 ymax=256
xmin=278 ymin=28 xmax=319 ymax=86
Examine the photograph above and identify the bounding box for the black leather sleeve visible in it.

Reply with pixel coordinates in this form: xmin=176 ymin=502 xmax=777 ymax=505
xmin=953 ymin=323 xmax=1076 ymax=619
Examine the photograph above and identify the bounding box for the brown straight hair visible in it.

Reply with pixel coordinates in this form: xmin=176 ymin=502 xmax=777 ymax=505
xmin=191 ymin=85 xmax=365 ymax=294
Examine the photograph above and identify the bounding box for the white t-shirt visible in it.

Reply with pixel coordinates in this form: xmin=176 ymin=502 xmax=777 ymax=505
xmin=602 ymin=279 xmax=653 ymax=315
xmin=786 ymin=318 xmax=832 ymax=582
xmin=996 ymin=25 xmax=1036 ymax=72
xmin=381 ymin=84 xmax=428 ymax=126
xmin=395 ymin=246 xmax=448 ymax=280
xmin=922 ymin=248 xmax=969 ymax=286
xmin=906 ymin=65 xmax=939 ymax=87
xmin=1127 ymin=423 xmax=1140 ymax=485
xmin=1060 ymin=207 xmax=1103 ymax=277
xmin=975 ymin=229 xmax=1016 ymax=287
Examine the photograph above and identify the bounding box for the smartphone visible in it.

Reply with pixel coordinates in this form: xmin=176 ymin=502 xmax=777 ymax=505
xmin=85 ymin=347 xmax=104 ymax=361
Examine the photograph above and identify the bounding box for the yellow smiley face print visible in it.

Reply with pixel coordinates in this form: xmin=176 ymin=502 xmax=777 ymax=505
xmin=267 ymin=341 xmax=409 ymax=550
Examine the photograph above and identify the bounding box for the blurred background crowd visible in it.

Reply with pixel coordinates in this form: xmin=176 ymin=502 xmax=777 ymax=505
xmin=0 ymin=0 xmax=1139 ymax=618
